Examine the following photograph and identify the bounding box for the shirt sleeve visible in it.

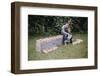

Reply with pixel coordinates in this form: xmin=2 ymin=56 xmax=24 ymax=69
xmin=61 ymin=24 xmax=69 ymax=35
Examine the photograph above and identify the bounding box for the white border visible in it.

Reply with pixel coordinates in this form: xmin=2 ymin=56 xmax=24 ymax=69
xmin=20 ymin=6 xmax=95 ymax=70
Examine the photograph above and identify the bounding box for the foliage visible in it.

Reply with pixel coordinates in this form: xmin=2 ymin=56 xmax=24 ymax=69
xmin=28 ymin=15 xmax=88 ymax=36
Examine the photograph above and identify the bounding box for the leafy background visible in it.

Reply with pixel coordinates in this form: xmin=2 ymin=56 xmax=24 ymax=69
xmin=28 ymin=15 xmax=88 ymax=36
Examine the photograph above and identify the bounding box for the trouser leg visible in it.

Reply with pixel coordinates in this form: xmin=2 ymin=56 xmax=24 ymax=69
xmin=70 ymin=37 xmax=72 ymax=43
xmin=62 ymin=34 xmax=68 ymax=45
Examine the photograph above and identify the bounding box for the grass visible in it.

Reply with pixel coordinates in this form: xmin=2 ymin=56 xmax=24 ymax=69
xmin=28 ymin=33 xmax=88 ymax=60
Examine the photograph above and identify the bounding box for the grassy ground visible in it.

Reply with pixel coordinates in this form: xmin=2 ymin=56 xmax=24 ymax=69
xmin=28 ymin=33 xmax=88 ymax=60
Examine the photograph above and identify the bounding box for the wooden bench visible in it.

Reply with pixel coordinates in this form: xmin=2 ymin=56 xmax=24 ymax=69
xmin=36 ymin=35 xmax=63 ymax=53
